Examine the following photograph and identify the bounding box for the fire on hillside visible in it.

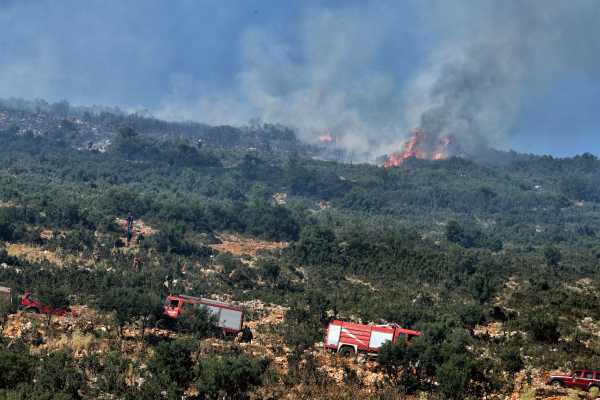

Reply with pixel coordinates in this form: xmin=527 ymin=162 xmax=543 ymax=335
xmin=317 ymin=131 xmax=339 ymax=143
xmin=384 ymin=129 xmax=452 ymax=167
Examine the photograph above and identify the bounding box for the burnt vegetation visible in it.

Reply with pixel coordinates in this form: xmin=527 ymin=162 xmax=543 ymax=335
xmin=0 ymin=99 xmax=599 ymax=398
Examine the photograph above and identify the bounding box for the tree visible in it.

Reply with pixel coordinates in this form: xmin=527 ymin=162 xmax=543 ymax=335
xmin=0 ymin=350 xmax=32 ymax=389
xmin=499 ymin=347 xmax=524 ymax=388
xmin=378 ymin=339 xmax=423 ymax=393
xmin=445 ymin=221 xmax=463 ymax=243
xmin=340 ymin=187 xmax=382 ymax=212
xmin=249 ymin=183 xmax=271 ymax=201
xmin=91 ymin=351 xmax=134 ymax=397
xmin=6 ymin=123 xmax=20 ymax=134
xmin=0 ymin=297 xmax=16 ymax=332
xmin=525 ymin=315 xmax=560 ymax=343
xmin=457 ymin=302 xmax=485 ymax=335
xmin=38 ymin=287 xmax=70 ymax=327
xmin=35 ymin=351 xmax=87 ymax=398
xmin=543 ymin=244 xmax=562 ymax=267
xmin=437 ymin=353 xmax=476 ymax=400
xmin=197 ymin=354 xmax=271 ymax=400
xmin=468 ymin=272 xmax=494 ymax=303
xmin=215 ymin=252 xmax=242 ymax=275
xmin=289 ymin=150 xmax=300 ymax=167
xmin=98 ymin=288 xmax=163 ymax=340
xmin=206 ymin=125 xmax=240 ymax=148
xmin=51 ymin=99 xmax=70 ymax=118
xmin=282 ymin=291 xmax=330 ymax=365
xmin=257 ymin=258 xmax=280 ymax=283
xmin=116 ymin=122 xmax=138 ymax=139
xmin=148 ymin=340 xmax=195 ymax=388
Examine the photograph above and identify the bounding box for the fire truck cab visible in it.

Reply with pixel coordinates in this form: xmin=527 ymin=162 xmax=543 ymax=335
xmin=325 ymin=320 xmax=420 ymax=358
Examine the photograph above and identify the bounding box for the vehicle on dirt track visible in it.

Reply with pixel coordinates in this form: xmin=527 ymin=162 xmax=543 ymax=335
xmin=547 ymin=370 xmax=600 ymax=391
xmin=17 ymin=293 xmax=78 ymax=317
xmin=325 ymin=319 xmax=420 ymax=358
xmin=157 ymin=293 xmax=244 ymax=338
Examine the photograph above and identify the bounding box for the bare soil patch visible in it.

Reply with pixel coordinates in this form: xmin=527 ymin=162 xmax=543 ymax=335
xmin=207 ymin=234 xmax=289 ymax=256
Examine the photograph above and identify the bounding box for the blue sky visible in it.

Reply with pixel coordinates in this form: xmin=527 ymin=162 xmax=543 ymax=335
xmin=0 ymin=0 xmax=598 ymax=159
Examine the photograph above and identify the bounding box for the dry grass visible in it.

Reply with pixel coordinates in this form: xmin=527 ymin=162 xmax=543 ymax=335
xmin=72 ymin=329 xmax=94 ymax=352
xmin=44 ymin=333 xmax=70 ymax=352
xmin=5 ymin=242 xmax=58 ymax=264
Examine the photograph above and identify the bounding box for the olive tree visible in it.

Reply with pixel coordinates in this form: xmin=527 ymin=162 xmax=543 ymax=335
xmin=0 ymin=297 xmax=17 ymax=332
xmin=98 ymin=288 xmax=163 ymax=340
xmin=38 ymin=287 xmax=70 ymax=327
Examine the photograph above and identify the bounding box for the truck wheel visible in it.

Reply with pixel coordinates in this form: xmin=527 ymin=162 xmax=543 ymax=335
xmin=28 ymin=308 xmax=39 ymax=314
xmin=212 ymin=330 xmax=224 ymax=340
xmin=551 ymin=380 xmax=563 ymax=388
xmin=156 ymin=319 xmax=169 ymax=330
xmin=339 ymin=346 xmax=355 ymax=358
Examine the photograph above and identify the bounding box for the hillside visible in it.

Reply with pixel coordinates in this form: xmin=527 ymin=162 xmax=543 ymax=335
xmin=0 ymin=106 xmax=599 ymax=399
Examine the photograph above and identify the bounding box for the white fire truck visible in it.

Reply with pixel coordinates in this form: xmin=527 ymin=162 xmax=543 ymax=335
xmin=325 ymin=320 xmax=420 ymax=358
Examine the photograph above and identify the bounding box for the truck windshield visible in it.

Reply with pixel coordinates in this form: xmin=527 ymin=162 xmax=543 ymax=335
xmin=167 ymin=299 xmax=179 ymax=308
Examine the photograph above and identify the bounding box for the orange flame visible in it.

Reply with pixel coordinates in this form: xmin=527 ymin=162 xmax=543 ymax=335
xmin=384 ymin=129 xmax=451 ymax=167
xmin=318 ymin=131 xmax=339 ymax=143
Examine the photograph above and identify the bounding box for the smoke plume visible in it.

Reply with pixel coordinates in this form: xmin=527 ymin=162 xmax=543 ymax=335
xmin=158 ymin=1 xmax=598 ymax=160
xmin=402 ymin=1 xmax=600 ymax=157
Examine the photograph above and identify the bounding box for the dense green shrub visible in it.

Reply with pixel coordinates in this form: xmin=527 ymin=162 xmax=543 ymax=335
xmin=197 ymin=354 xmax=271 ymax=400
xmin=147 ymin=340 xmax=195 ymax=388
xmin=0 ymin=298 xmax=16 ymax=331
xmin=0 ymin=350 xmax=32 ymax=389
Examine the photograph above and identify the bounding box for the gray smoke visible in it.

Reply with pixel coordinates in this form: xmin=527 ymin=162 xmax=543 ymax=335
xmin=406 ymin=0 xmax=600 ymax=156
xmin=157 ymin=0 xmax=600 ymax=160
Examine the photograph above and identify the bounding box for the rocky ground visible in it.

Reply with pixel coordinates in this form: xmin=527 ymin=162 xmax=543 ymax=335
xmin=114 ymin=217 xmax=158 ymax=248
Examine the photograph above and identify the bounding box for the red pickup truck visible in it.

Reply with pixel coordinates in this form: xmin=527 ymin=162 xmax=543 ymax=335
xmin=547 ymin=370 xmax=600 ymax=391
xmin=17 ymin=293 xmax=78 ymax=317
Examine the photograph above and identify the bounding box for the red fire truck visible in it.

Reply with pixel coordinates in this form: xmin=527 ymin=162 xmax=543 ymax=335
xmin=160 ymin=294 xmax=244 ymax=338
xmin=325 ymin=320 xmax=420 ymax=358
